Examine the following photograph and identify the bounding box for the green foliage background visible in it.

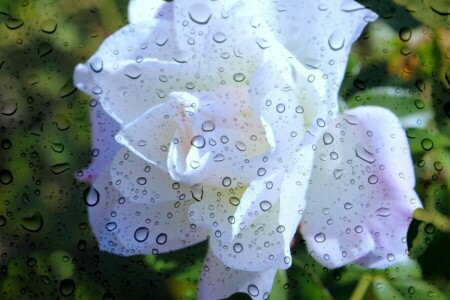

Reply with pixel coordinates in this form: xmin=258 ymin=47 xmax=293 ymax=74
xmin=0 ymin=0 xmax=449 ymax=299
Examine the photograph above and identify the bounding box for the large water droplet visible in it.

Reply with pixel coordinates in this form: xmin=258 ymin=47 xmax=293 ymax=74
xmin=21 ymin=212 xmax=44 ymax=232
xmin=328 ymin=31 xmax=345 ymax=51
xmin=59 ymin=279 xmax=75 ymax=296
xmin=213 ymin=32 xmax=227 ymax=43
xmin=355 ymin=144 xmax=376 ymax=163
xmin=202 ymin=121 xmax=215 ymax=132
xmin=84 ymin=187 xmax=100 ymax=207
xmin=89 ymin=57 xmax=103 ymax=73
xmin=0 ymin=170 xmax=13 ymax=185
xmin=188 ymin=3 xmax=212 ymax=24
xmin=134 ymin=227 xmax=149 ymax=242
xmin=248 ymin=285 xmax=259 ymax=297
xmin=323 ymin=132 xmax=334 ymax=145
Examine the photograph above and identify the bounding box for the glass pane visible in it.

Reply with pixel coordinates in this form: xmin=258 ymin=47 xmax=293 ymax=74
xmin=1 ymin=0 xmax=449 ymax=299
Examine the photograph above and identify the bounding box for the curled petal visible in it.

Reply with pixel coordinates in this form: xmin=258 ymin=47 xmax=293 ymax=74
xmin=302 ymin=106 xmax=422 ymax=269
xmin=199 ymin=248 xmax=276 ymax=300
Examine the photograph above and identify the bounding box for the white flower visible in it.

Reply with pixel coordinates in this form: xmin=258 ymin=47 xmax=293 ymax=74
xmin=74 ymin=0 xmax=422 ymax=299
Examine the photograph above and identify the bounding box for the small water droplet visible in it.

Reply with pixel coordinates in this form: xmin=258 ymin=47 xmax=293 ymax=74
xmin=375 ymin=207 xmax=391 ymax=217
xmin=229 ymin=197 xmax=240 ymax=206
xmin=136 ymin=177 xmax=147 ymax=185
xmin=233 ymin=73 xmax=245 ymax=82
xmin=213 ymin=32 xmax=227 ymax=43
xmin=41 ymin=19 xmax=57 ymax=33
xmin=84 ymin=187 xmax=100 ymax=207
xmin=314 ymin=232 xmax=326 ymax=243
xmin=222 ymin=177 xmax=232 ymax=187
xmin=344 ymin=202 xmax=353 ymax=210
xmin=105 ymin=222 xmax=117 ymax=231
xmin=156 ymin=233 xmax=167 ymax=245
xmin=323 ymin=132 xmax=334 ymax=145
xmin=235 ymin=141 xmax=246 ymax=151
xmin=260 ymin=201 xmax=272 ymax=211
xmin=399 ymin=27 xmax=411 ymax=42
xmin=233 ymin=243 xmax=243 ymax=253
xmin=387 ymin=253 xmax=395 ymax=262
xmin=191 ymin=135 xmax=206 ymax=148
xmin=202 ymin=121 xmax=215 ymax=132
xmin=368 ymin=175 xmax=378 ymax=184
xmin=276 ymin=103 xmax=285 ymax=113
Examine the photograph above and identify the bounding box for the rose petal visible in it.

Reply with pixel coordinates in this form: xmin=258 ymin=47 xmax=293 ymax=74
xmin=78 ymin=101 xmax=121 ymax=182
xmin=88 ymin=149 xmax=208 ymax=255
xmin=199 ymin=248 xmax=276 ymax=300
xmin=128 ymin=0 xmax=171 ymax=24
xmin=301 ymin=106 xmax=422 ymax=268
xmin=109 ymin=148 xmax=193 ymax=205
xmin=248 ymin=0 xmax=377 ymax=91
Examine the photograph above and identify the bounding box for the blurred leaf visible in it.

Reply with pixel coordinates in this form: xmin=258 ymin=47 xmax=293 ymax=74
xmin=406 ymin=128 xmax=450 ymax=153
xmin=393 ymin=0 xmax=450 ymax=29
xmin=394 ymin=279 xmax=446 ymax=299
xmin=347 ymin=87 xmax=433 ymax=128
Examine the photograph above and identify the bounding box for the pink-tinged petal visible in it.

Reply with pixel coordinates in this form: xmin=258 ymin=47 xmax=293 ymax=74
xmin=302 ymin=106 xmax=422 ymax=269
xmin=198 ymin=248 xmax=276 ymax=300
xmin=78 ymin=101 xmax=121 ymax=182
xmin=88 ymin=148 xmax=208 ymax=255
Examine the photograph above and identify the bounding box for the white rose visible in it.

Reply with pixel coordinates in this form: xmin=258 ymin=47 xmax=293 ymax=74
xmin=74 ymin=1 xmax=422 ymax=299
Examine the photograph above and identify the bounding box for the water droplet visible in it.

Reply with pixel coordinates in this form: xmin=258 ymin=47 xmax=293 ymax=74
xmin=155 ymin=34 xmax=168 ymax=46
xmin=276 ymin=225 xmax=285 ymax=233
xmin=84 ymin=187 xmax=100 ymax=207
xmin=213 ymin=154 xmax=225 ymax=161
xmin=124 ymin=65 xmax=142 ymax=79
xmin=276 ymin=103 xmax=285 ymax=113
xmin=51 ymin=142 xmax=64 ymax=153
xmin=50 ymin=163 xmax=71 ymax=175
xmin=333 ymin=169 xmax=344 ymax=180
xmin=0 ymin=170 xmax=13 ymax=185
xmin=0 ymin=215 xmax=6 ymax=227
xmin=156 ymin=233 xmax=167 ymax=245
xmin=191 ymin=135 xmax=206 ymax=148
xmin=248 ymin=284 xmax=259 ymax=296
xmin=233 ymin=73 xmax=245 ymax=82
xmin=323 ymin=132 xmax=334 ymax=145
xmin=328 ymin=31 xmax=345 ymax=51
xmin=399 ymin=27 xmax=411 ymax=42
xmin=316 ymin=118 xmax=326 ymax=127
xmin=387 ymin=253 xmax=395 ymax=262
xmin=213 ymin=32 xmax=227 ymax=43
xmin=172 ymin=50 xmax=189 ymax=63
xmin=344 ymin=202 xmax=353 ymax=210
xmin=41 ymin=19 xmax=57 ymax=33
xmin=21 ymin=212 xmax=44 ymax=232
xmin=260 ymin=201 xmax=272 ymax=211
xmin=229 ymin=197 xmax=240 ymax=206
xmin=355 ymin=226 xmax=363 ymax=233
xmin=5 ymin=19 xmax=24 ymax=30
xmin=314 ymin=232 xmax=326 ymax=243
xmin=375 ymin=207 xmax=391 ymax=217
xmin=355 ymin=144 xmax=376 ymax=163
xmin=188 ymin=3 xmax=212 ymax=24
xmin=233 ymin=243 xmax=243 ymax=253
xmin=424 ymin=223 xmax=435 ymax=234
xmin=1 ymin=139 xmax=12 ymax=150
xmin=368 ymin=175 xmax=378 ymax=184
xmin=1 ymin=99 xmax=18 ymax=116
xmin=408 ymin=286 xmax=415 ymax=294
xmin=295 ymin=106 xmax=304 ymax=114
xmin=235 ymin=141 xmax=247 ymax=151
xmin=59 ymin=279 xmax=75 ymax=296
xmin=105 ymin=222 xmax=117 ymax=231
xmin=202 ymin=121 xmax=215 ymax=132
xmin=256 ymin=39 xmax=270 ymax=49
xmin=136 ymin=177 xmax=147 ymax=185
xmin=134 ymin=227 xmax=149 ymax=242
xmin=421 ymin=138 xmax=433 ymax=151
xmin=257 ymin=168 xmax=266 ymax=176
xmin=222 ymin=177 xmax=232 ymax=187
